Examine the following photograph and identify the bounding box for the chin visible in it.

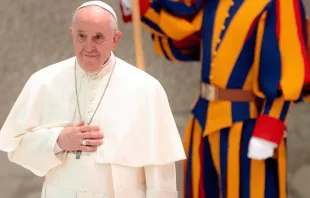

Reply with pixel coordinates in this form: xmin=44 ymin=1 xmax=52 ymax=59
xmin=77 ymin=55 xmax=104 ymax=72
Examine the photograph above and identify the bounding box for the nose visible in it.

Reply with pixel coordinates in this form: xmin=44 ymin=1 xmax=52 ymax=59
xmin=84 ymin=39 xmax=95 ymax=52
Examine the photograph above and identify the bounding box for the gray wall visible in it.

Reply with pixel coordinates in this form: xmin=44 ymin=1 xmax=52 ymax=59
xmin=0 ymin=0 xmax=309 ymax=197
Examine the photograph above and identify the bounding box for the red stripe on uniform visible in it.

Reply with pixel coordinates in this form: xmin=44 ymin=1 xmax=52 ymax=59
xmin=275 ymin=0 xmax=280 ymax=40
xmin=293 ymin=0 xmax=310 ymax=84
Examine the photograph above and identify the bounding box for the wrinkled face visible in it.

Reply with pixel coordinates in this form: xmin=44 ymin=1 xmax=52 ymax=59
xmin=69 ymin=6 xmax=122 ymax=73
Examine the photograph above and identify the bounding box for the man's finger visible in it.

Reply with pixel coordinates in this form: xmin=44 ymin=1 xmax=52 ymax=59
xmin=78 ymin=125 xmax=100 ymax=133
xmin=82 ymin=139 xmax=103 ymax=146
xmin=81 ymin=132 xmax=104 ymax=139
xmin=66 ymin=121 xmax=84 ymax=132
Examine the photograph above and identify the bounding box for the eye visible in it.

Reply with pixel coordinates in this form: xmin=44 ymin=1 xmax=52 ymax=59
xmin=94 ymin=35 xmax=105 ymax=44
xmin=77 ymin=33 xmax=86 ymax=42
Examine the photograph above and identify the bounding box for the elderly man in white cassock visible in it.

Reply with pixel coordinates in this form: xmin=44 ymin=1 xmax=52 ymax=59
xmin=0 ymin=1 xmax=186 ymax=197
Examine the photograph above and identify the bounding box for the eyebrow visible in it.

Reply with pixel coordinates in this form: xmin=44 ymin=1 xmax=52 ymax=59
xmin=77 ymin=30 xmax=104 ymax=35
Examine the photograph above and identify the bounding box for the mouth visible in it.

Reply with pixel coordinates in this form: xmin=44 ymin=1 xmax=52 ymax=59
xmin=83 ymin=54 xmax=98 ymax=57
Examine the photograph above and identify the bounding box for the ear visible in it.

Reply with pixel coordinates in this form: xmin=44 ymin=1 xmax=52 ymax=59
xmin=69 ymin=26 xmax=74 ymax=39
xmin=111 ymin=31 xmax=123 ymax=51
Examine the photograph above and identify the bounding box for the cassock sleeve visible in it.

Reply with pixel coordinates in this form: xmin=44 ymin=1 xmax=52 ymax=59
xmin=252 ymin=0 xmax=309 ymax=146
xmin=120 ymin=0 xmax=203 ymax=62
xmin=53 ymin=142 xmax=64 ymax=154
xmin=144 ymin=163 xmax=178 ymax=198
xmin=0 ymin=74 xmax=65 ymax=176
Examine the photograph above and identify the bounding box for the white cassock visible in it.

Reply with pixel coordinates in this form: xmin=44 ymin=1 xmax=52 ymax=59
xmin=0 ymin=52 xmax=186 ymax=198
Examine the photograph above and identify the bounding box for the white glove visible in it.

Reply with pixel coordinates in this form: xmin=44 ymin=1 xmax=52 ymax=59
xmin=247 ymin=137 xmax=277 ymax=160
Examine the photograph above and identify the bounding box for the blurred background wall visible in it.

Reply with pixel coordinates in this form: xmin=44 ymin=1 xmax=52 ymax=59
xmin=0 ymin=0 xmax=309 ymax=197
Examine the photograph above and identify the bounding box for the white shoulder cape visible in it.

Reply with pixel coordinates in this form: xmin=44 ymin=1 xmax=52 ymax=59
xmin=0 ymin=56 xmax=186 ymax=171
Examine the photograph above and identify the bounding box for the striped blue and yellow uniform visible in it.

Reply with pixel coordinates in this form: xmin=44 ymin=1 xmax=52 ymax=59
xmin=121 ymin=0 xmax=310 ymax=197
